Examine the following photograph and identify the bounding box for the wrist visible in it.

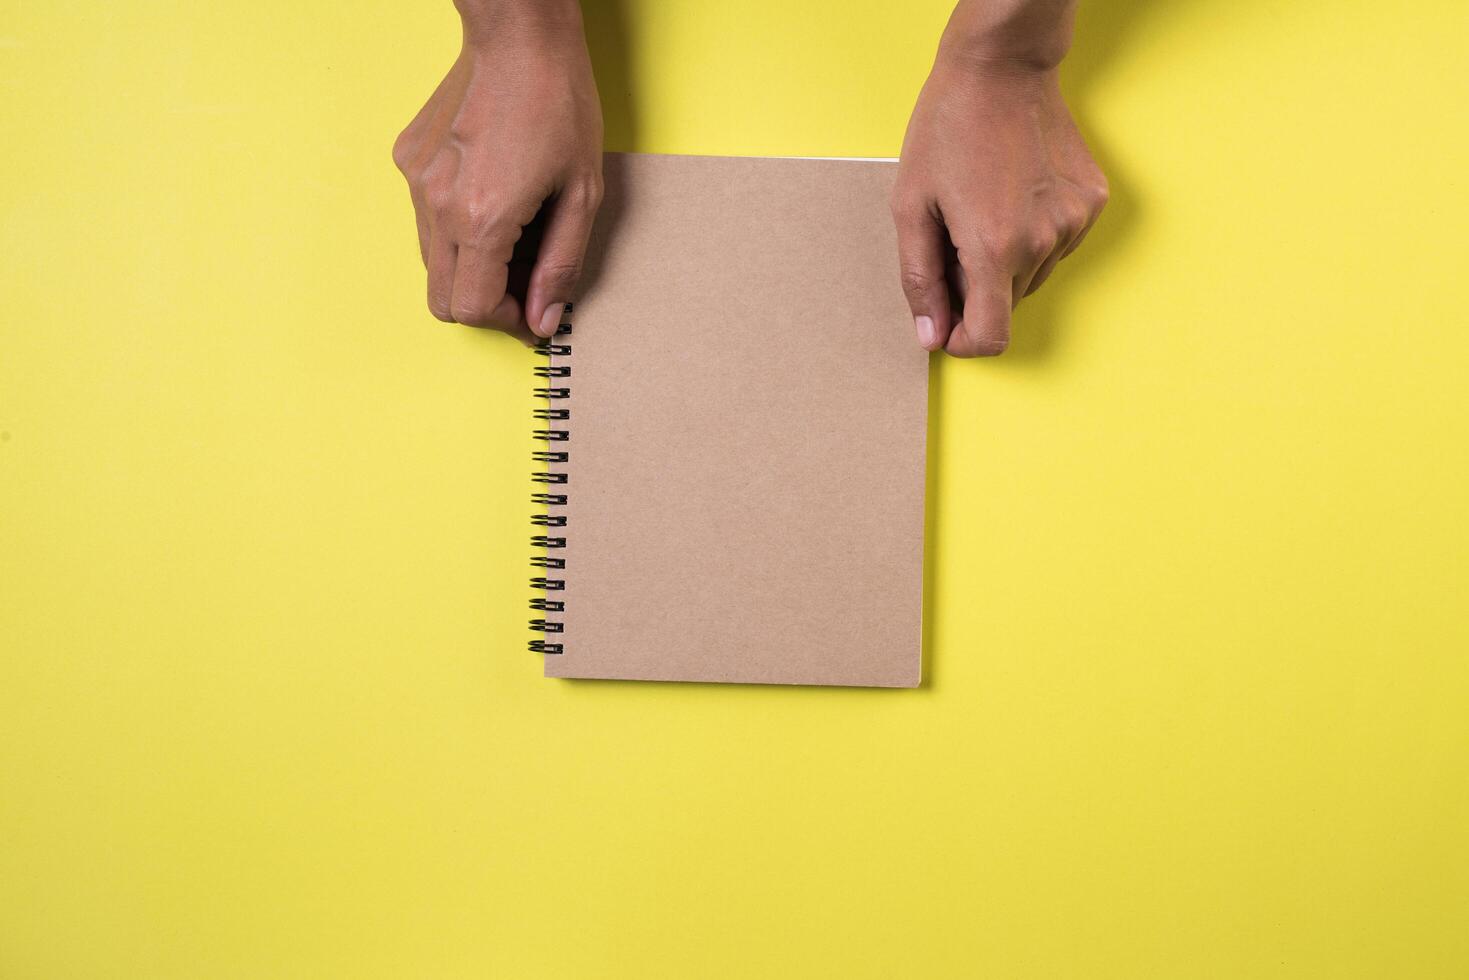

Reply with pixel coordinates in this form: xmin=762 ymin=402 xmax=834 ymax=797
xmin=455 ymin=0 xmax=585 ymax=52
xmin=937 ymin=0 xmax=1075 ymax=75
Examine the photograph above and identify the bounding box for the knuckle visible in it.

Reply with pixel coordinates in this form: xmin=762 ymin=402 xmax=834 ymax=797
xmin=463 ymin=192 xmax=537 ymax=246
xmin=446 ymin=120 xmax=476 ymax=146
xmin=424 ymin=183 xmax=455 ymax=216
xmin=463 ymin=195 xmax=504 ymax=231
xmin=538 ymin=259 xmax=583 ymax=288
xmin=978 ymin=232 xmax=1016 ymax=267
xmin=951 ymin=329 xmax=1009 ymax=359
xmin=416 ymin=152 xmax=450 ymax=190
xmin=564 ymin=174 xmax=604 ymax=210
xmin=977 ymin=335 xmax=1009 ymax=356
xmin=1027 ymin=228 xmax=1059 ymax=258
xmin=959 ymin=322 xmax=1010 ymax=357
xmin=899 ymin=267 xmax=939 ymax=297
xmin=391 ymin=132 xmax=416 ymax=175
xmin=1060 ymin=202 xmax=1090 ymax=235
xmin=450 ymin=303 xmax=489 ymax=326
xmin=463 ymin=199 xmax=523 ymax=248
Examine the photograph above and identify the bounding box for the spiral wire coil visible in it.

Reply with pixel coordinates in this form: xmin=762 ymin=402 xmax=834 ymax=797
xmin=529 ymin=307 xmax=573 ymax=654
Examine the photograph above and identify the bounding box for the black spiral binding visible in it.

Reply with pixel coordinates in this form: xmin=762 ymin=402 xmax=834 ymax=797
xmin=530 ymin=305 xmax=573 ymax=655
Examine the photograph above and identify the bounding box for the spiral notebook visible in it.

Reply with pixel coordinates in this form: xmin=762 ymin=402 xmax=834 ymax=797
xmin=530 ymin=153 xmax=929 ymax=687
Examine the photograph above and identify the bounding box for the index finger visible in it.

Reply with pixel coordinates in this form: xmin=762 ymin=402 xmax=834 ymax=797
xmin=945 ymin=241 xmax=1013 ymax=357
xmin=448 ymin=224 xmax=522 ymax=330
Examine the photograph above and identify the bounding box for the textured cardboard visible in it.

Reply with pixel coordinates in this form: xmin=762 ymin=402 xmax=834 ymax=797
xmin=541 ymin=153 xmax=928 ymax=687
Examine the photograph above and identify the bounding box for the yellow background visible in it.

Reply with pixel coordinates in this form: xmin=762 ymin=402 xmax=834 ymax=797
xmin=3 ymin=0 xmax=1467 ymax=976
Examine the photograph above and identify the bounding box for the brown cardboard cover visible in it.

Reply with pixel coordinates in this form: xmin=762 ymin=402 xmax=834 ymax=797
xmin=543 ymin=153 xmax=928 ymax=687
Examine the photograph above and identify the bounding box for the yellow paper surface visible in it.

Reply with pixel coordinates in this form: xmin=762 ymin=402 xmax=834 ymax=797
xmin=2 ymin=1 xmax=1467 ymax=976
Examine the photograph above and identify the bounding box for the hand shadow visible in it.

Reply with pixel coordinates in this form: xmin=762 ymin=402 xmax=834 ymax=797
xmin=568 ymin=1 xmax=638 ymax=301
xmin=925 ymin=0 xmax=1176 ymax=684
xmin=583 ymin=2 xmax=639 ymax=154
xmin=998 ymin=0 xmax=1167 ymax=364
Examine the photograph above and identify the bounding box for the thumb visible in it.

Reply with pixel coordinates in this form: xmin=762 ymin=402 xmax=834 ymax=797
xmin=891 ymin=197 xmax=954 ymax=352
xmin=527 ymin=180 xmax=603 ymax=338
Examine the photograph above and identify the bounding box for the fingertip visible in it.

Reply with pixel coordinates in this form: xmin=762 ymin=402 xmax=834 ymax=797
xmin=490 ymin=294 xmax=523 ymax=332
xmin=533 ymin=302 xmax=565 ymax=339
xmin=943 ymin=323 xmax=975 ymax=358
xmin=944 ymin=318 xmax=1010 ymax=358
xmin=950 ymin=270 xmax=1013 ymax=357
xmin=914 ymin=315 xmax=940 ymax=351
xmin=966 ymin=322 xmax=1012 ymax=357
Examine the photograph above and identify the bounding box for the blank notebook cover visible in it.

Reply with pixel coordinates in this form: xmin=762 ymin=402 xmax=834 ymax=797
xmin=530 ymin=153 xmax=929 ymax=687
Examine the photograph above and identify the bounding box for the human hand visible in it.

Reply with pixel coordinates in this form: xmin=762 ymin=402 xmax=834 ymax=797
xmin=392 ymin=2 xmax=603 ymax=342
xmin=891 ymin=11 xmax=1107 ymax=356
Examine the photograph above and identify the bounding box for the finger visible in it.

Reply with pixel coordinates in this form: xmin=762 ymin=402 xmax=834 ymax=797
xmin=401 ymin=163 xmax=431 ymax=264
xmin=527 ymin=180 xmax=602 ymax=339
xmin=1025 ymin=200 xmax=1099 ymax=298
xmin=946 ymin=245 xmax=1013 ymax=357
xmin=892 ymin=200 xmax=954 ymax=352
xmin=1024 ymin=237 xmax=1070 ymax=299
xmin=1011 ymin=228 xmax=1062 ymax=305
xmin=413 ymin=207 xmax=430 ymax=266
xmin=1060 ymin=208 xmax=1100 ymax=259
xmin=450 ymin=240 xmax=521 ymax=329
xmin=426 ymin=228 xmax=457 ymax=322
xmin=1010 ymin=272 xmax=1028 ymax=310
xmin=947 ymin=254 xmax=967 ymax=309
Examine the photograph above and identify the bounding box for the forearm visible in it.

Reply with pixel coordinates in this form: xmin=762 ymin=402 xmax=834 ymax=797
xmin=939 ymin=0 xmax=1077 ymax=73
xmin=453 ymin=0 xmax=585 ymax=49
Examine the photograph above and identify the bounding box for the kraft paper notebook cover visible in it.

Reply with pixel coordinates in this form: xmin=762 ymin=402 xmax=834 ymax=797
xmin=530 ymin=153 xmax=929 ymax=687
